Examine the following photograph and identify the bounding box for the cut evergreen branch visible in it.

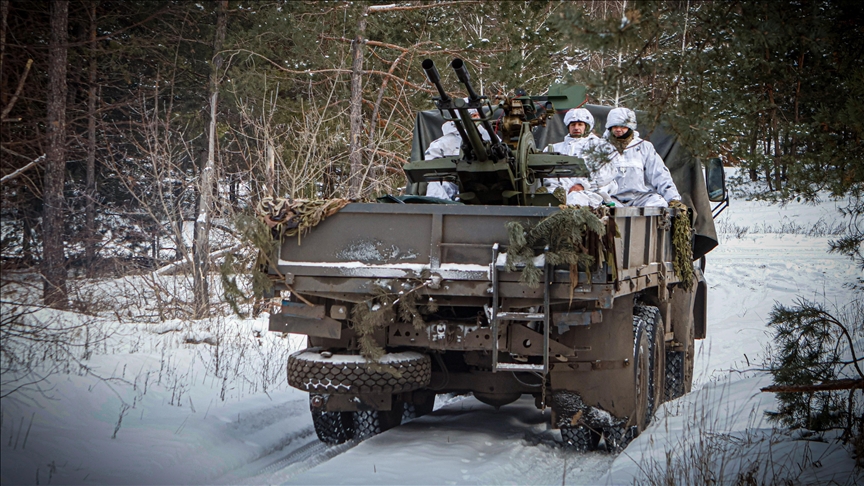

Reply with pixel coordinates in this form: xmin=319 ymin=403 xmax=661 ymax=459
xmin=672 ymin=210 xmax=694 ymax=291
xmin=350 ymin=281 xmax=436 ymax=370
xmin=505 ymin=206 xmax=610 ymax=288
xmin=766 ymin=298 xmax=863 ymax=442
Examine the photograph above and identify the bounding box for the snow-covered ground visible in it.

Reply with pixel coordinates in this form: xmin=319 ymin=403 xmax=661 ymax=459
xmin=1 ymin=175 xmax=861 ymax=485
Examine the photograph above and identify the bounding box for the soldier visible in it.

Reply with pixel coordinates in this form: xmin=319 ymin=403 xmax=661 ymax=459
xmin=544 ymin=108 xmax=618 ymax=207
xmin=604 ymin=107 xmax=684 ymax=209
xmin=424 ymin=109 xmax=490 ymax=200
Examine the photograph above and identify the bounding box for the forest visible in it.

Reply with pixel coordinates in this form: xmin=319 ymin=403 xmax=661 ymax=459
xmin=1 ymin=1 xmax=863 ymax=482
xmin=1 ymin=0 xmax=861 ymax=313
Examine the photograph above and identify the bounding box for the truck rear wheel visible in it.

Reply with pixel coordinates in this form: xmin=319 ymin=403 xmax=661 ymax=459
xmin=354 ymin=398 xmax=404 ymax=440
xmin=311 ymin=403 xmax=355 ymax=444
xmin=634 ymin=305 xmax=665 ymax=426
xmin=561 ymin=425 xmax=602 ymax=452
xmin=602 ymin=317 xmax=652 ymax=454
xmin=632 ymin=312 xmax=653 ymax=433
xmin=310 ymin=394 xmax=404 ymax=444
xmin=403 ymin=389 xmax=436 ymax=421
xmin=288 ymin=349 xmax=431 ymax=395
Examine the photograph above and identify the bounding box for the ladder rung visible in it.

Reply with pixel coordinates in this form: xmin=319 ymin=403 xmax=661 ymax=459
xmin=496 ymin=312 xmax=546 ymax=321
xmin=495 ymin=363 xmax=546 ymax=372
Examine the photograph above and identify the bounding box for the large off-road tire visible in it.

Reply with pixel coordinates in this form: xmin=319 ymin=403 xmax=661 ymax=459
xmin=561 ymin=425 xmax=602 ymax=452
xmin=632 ymin=314 xmax=652 ymax=435
xmin=603 ymin=423 xmax=638 ymax=454
xmin=634 ymin=305 xmax=665 ymax=426
xmin=354 ymin=398 xmax=404 ymax=440
xmin=599 ymin=317 xmax=652 ymax=454
xmin=311 ymin=400 xmax=356 ymax=445
xmin=665 ymin=350 xmax=685 ymax=400
xmin=665 ymin=310 xmax=695 ymax=401
xmin=288 ymin=349 xmax=431 ymax=394
xmin=403 ymin=389 xmax=436 ymax=421
xmin=310 ymin=394 xmax=404 ymax=444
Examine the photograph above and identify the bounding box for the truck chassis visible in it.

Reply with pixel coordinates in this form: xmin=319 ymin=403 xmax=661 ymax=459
xmin=269 ymin=203 xmax=705 ymax=450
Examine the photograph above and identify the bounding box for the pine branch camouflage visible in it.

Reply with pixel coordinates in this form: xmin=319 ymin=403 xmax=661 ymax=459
xmin=505 ymin=206 xmax=610 ymax=288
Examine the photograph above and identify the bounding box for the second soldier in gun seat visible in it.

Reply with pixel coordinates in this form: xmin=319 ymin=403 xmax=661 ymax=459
xmin=544 ymin=108 xmax=618 ymax=207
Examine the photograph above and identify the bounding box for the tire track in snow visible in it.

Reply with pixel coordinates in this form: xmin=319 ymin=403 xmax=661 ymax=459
xmin=220 ymin=430 xmax=361 ymax=485
xmin=254 ymin=438 xmax=361 ymax=484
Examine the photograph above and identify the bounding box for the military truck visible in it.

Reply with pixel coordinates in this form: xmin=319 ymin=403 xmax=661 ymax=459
xmin=265 ymin=59 xmax=727 ymax=451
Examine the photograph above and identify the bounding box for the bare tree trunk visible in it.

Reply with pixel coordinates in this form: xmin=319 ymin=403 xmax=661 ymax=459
xmin=348 ymin=5 xmax=368 ymax=198
xmin=764 ymin=123 xmax=773 ymax=192
xmin=0 ymin=0 xmax=8 ymax=85
xmin=85 ymin=0 xmax=99 ymax=276
xmin=749 ymin=119 xmax=759 ymax=182
xmin=42 ymin=0 xmax=69 ymax=309
xmin=193 ymin=0 xmax=228 ymax=319
xmin=265 ymin=136 xmax=275 ymax=197
xmin=772 ymin=112 xmax=781 ymax=190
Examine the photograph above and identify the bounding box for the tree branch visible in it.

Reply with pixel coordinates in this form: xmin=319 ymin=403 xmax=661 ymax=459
xmin=1 ymin=58 xmax=33 ymax=120
xmin=760 ymin=379 xmax=864 ymax=393
xmin=367 ymin=1 xmax=480 ymax=13
xmin=1 ymin=154 xmax=45 ymax=183
xmin=153 ymin=244 xmax=240 ymax=276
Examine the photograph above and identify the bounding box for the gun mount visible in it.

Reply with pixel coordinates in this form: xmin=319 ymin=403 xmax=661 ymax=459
xmin=496 ymin=95 xmax=555 ymax=149
xmin=405 ymin=58 xmax=591 ymax=206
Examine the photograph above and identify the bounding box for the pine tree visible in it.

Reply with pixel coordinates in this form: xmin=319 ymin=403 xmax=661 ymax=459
xmin=552 ymin=0 xmax=864 ymax=456
xmin=765 ymin=299 xmax=863 ymax=456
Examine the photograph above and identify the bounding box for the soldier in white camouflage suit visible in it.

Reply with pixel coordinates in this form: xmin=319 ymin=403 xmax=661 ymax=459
xmin=603 ymin=107 xmax=684 ymax=209
xmin=544 ymin=108 xmax=618 ymax=207
xmin=424 ymin=109 xmax=490 ymax=201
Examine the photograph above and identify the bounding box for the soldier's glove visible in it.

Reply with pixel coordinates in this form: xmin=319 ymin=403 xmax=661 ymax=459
xmin=552 ymin=187 xmax=567 ymax=205
xmin=668 ymin=199 xmax=688 ymax=212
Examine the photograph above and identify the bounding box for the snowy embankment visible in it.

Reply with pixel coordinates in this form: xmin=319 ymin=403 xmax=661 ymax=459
xmin=1 ymin=176 xmax=862 ymax=485
xmin=607 ymin=191 xmax=862 ymax=485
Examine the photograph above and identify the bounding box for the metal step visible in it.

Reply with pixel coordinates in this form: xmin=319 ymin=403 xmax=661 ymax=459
xmin=496 ymin=312 xmax=545 ymax=321
xmin=494 ymin=362 xmax=546 ymax=372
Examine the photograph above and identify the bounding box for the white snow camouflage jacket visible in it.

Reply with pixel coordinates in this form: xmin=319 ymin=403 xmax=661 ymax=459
xmin=424 ymin=121 xmax=490 ymax=200
xmin=603 ymin=131 xmax=681 ymax=204
xmin=544 ymin=133 xmax=618 ymax=193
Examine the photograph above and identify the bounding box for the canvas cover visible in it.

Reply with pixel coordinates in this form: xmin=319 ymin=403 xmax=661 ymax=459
xmin=410 ymin=105 xmax=719 ymax=259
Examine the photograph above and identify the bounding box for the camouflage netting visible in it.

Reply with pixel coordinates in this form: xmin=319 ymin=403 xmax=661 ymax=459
xmin=256 ymin=197 xmax=351 ymax=243
xmin=505 ymin=206 xmax=617 ymax=289
xmin=672 ymin=210 xmax=694 ymax=291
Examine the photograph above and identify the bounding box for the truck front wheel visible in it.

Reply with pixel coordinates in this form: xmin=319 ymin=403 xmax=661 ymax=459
xmin=665 ymin=308 xmax=695 ymax=400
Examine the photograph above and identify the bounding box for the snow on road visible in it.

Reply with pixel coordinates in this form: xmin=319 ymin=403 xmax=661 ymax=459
xmin=272 ymin=396 xmax=614 ymax=486
xmin=1 ymin=181 xmax=861 ymax=485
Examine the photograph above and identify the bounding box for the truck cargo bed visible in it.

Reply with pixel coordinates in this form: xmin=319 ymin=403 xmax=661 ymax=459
xmin=271 ymin=203 xmax=681 ymax=308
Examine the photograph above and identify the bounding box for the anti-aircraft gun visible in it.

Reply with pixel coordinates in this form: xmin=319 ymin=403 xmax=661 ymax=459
xmin=263 ymin=57 xmax=725 ymax=452
xmin=404 ymin=58 xmax=590 ymax=205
